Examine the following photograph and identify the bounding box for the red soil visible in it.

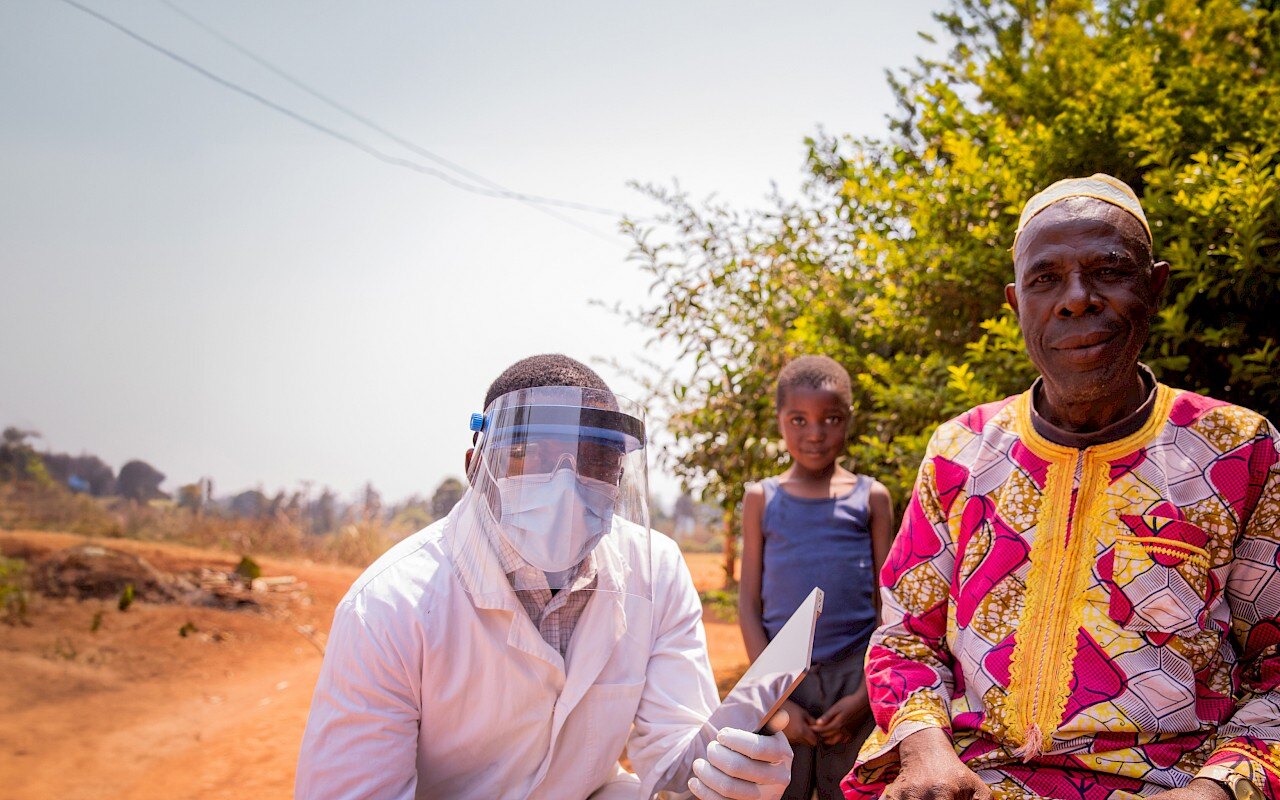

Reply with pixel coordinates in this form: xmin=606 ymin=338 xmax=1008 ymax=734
xmin=0 ymin=531 xmax=746 ymax=799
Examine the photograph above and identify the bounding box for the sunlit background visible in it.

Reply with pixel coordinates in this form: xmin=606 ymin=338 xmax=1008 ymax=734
xmin=2 ymin=0 xmax=942 ymax=506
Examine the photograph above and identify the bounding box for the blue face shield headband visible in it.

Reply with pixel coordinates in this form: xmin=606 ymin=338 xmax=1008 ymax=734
xmin=470 ymin=405 xmax=645 ymax=451
xmin=470 ymin=404 xmax=645 ymax=484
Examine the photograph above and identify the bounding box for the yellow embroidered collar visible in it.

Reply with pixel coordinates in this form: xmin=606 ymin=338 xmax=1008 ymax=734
xmin=1013 ymin=382 xmax=1176 ymax=463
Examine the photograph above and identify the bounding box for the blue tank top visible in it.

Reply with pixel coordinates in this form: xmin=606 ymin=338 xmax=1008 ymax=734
xmin=759 ymin=475 xmax=877 ymax=663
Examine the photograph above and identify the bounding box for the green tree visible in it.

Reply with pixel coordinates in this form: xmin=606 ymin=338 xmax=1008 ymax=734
xmin=628 ymin=0 xmax=1280 ymax=585
xmin=0 ymin=428 xmax=54 ymax=488
xmin=229 ymin=488 xmax=268 ymax=518
xmin=176 ymin=483 xmax=205 ymax=513
xmin=431 ymin=477 xmax=466 ymax=519
xmin=116 ymin=460 xmax=167 ymax=503
xmin=360 ymin=482 xmax=384 ymax=522
xmin=308 ymin=487 xmax=338 ymax=535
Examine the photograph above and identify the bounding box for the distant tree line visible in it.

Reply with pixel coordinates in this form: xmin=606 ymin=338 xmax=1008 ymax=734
xmin=0 ymin=426 xmax=466 ymax=535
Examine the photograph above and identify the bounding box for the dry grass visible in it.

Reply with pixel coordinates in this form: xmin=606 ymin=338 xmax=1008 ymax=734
xmin=0 ymin=483 xmax=404 ymax=567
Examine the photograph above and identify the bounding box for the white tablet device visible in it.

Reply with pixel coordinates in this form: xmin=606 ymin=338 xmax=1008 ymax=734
xmin=708 ymin=586 xmax=824 ymax=734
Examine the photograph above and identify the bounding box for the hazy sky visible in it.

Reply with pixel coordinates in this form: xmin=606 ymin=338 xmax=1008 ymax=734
xmin=1 ymin=0 xmax=943 ymax=505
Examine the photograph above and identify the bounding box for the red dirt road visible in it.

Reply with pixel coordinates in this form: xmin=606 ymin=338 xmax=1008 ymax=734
xmin=0 ymin=531 xmax=745 ymax=799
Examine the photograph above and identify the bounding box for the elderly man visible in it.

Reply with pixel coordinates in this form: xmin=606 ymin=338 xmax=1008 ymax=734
xmin=842 ymin=175 xmax=1280 ymax=800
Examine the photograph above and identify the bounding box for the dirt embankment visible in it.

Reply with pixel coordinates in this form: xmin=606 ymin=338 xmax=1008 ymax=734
xmin=0 ymin=530 xmax=746 ymax=800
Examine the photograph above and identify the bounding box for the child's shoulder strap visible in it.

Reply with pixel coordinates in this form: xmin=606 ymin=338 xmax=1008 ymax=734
xmin=758 ymin=476 xmax=781 ymax=505
xmin=842 ymin=473 xmax=873 ymax=512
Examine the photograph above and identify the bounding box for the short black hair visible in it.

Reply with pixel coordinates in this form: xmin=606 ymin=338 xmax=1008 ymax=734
xmin=484 ymin=353 xmax=610 ymax=409
xmin=776 ymin=355 xmax=853 ymax=408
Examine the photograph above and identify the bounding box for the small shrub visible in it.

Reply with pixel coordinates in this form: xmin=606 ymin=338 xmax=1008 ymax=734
xmin=699 ymin=587 xmax=739 ymax=623
xmin=234 ymin=556 xmax=262 ymax=580
xmin=117 ymin=582 xmax=135 ymax=612
xmin=0 ymin=556 xmax=30 ymax=625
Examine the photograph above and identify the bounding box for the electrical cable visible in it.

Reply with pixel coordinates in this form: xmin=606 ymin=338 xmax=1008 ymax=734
xmin=54 ymin=0 xmax=631 ymax=246
xmin=159 ymin=0 xmax=629 ymax=220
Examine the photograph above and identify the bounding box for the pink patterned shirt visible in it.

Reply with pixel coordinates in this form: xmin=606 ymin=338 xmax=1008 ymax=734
xmin=844 ymin=384 xmax=1280 ymax=800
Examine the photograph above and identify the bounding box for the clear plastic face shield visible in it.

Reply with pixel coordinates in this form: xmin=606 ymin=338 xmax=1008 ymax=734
xmin=450 ymin=385 xmax=653 ymax=603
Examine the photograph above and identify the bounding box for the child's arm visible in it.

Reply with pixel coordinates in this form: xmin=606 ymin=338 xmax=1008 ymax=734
xmin=868 ymin=480 xmax=896 ymax=620
xmin=812 ymin=480 xmax=896 ymax=746
xmin=737 ymin=482 xmax=770 ymax=662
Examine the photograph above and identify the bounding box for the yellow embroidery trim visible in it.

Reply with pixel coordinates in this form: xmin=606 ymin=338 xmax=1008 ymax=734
xmin=1134 ymin=546 xmax=1209 ymax=569
xmin=1006 ymin=450 xmax=1074 ymax=751
xmin=1018 ymin=455 xmax=1110 ymax=753
xmin=1004 ymin=385 xmax=1176 ymax=755
xmin=1114 ymin=534 xmax=1211 ymax=562
xmin=1217 ymin=744 xmax=1280 ymax=779
xmin=1016 ymin=383 xmax=1177 ymax=463
xmin=1116 ymin=539 xmax=1211 ymax=570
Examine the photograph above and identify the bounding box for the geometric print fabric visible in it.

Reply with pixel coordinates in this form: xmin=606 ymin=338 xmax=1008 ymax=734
xmin=843 ymin=384 xmax=1280 ymax=800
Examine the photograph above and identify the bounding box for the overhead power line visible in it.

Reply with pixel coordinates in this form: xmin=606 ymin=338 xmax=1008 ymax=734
xmin=158 ymin=0 xmax=627 ymax=220
xmin=54 ymin=0 xmax=632 ymax=245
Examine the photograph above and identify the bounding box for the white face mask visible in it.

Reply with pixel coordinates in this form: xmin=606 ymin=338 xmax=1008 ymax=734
xmin=495 ymin=467 xmax=619 ymax=572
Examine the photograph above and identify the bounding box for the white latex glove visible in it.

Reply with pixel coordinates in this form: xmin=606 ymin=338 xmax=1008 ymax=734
xmin=687 ymin=726 xmax=793 ymax=800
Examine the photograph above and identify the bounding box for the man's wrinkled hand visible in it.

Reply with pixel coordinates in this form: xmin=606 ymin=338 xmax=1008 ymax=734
xmin=885 ymin=760 xmax=990 ymax=800
xmin=884 ymin=728 xmax=989 ymax=800
xmin=688 ymin=728 xmax=793 ymax=800
xmin=1146 ymin=779 xmax=1232 ymax=800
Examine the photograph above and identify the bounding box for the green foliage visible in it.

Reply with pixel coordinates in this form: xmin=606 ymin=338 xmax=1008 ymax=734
xmin=234 ymin=555 xmax=262 ymax=580
xmin=0 ymin=427 xmax=52 ymax=487
xmin=0 ymin=556 xmax=30 ymax=625
xmin=628 ymin=0 xmax=1280 ymax=530
xmin=117 ymin=583 xmax=135 ymax=612
xmin=116 ymin=460 xmax=167 ymax=503
xmin=698 ymin=587 xmax=739 ymax=623
xmin=430 ymin=477 xmax=466 ymax=519
xmin=179 ymin=621 xmax=198 ymax=638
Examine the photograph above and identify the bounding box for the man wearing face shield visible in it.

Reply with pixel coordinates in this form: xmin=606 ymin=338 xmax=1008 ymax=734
xmin=296 ymin=354 xmax=795 ymax=800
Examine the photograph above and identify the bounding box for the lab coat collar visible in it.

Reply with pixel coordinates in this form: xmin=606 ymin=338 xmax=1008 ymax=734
xmin=445 ymin=494 xmax=566 ymax=670
xmin=445 ymin=493 xmax=636 ymax=677
xmin=446 ymin=493 xmax=636 ymax=793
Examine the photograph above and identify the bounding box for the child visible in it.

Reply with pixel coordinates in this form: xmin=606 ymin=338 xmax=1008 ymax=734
xmin=738 ymin=355 xmax=894 ymax=800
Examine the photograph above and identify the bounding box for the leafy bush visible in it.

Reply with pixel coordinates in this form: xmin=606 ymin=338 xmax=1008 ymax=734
xmin=627 ymin=0 xmax=1280 ymax=564
xmin=0 ymin=556 xmax=30 ymax=625
xmin=699 ymin=587 xmax=739 ymax=623
xmin=234 ymin=556 xmax=262 ymax=580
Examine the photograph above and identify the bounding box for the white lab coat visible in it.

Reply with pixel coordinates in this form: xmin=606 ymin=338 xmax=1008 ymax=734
xmin=295 ymin=492 xmax=720 ymax=800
